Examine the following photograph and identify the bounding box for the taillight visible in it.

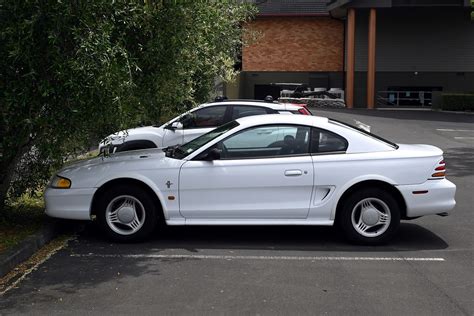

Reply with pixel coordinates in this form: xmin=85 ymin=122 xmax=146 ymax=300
xmin=430 ymin=159 xmax=446 ymax=179
xmin=298 ymin=107 xmax=311 ymax=115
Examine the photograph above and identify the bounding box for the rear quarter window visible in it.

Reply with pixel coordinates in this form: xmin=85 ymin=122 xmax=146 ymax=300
xmin=310 ymin=128 xmax=348 ymax=154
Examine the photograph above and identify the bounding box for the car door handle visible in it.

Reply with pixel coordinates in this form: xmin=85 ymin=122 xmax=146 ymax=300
xmin=285 ymin=170 xmax=303 ymax=176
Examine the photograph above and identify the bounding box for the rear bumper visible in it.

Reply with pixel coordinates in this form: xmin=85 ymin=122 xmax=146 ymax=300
xmin=44 ymin=187 xmax=96 ymax=220
xmin=396 ymin=179 xmax=456 ymax=218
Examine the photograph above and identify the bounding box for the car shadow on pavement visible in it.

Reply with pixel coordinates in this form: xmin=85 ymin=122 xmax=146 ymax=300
xmin=0 ymin=221 xmax=448 ymax=310
xmin=76 ymin=221 xmax=449 ymax=254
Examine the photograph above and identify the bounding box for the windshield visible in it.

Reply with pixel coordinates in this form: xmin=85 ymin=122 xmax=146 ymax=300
xmin=166 ymin=120 xmax=240 ymax=159
xmin=329 ymin=119 xmax=399 ymax=149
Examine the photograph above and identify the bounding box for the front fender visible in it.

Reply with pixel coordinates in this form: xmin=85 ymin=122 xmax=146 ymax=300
xmin=94 ymin=173 xmax=171 ymax=220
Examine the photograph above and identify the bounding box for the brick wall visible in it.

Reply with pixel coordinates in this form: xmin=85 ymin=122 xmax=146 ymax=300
xmin=242 ymin=17 xmax=344 ymax=72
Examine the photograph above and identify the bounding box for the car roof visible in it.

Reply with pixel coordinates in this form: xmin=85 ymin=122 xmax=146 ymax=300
xmin=198 ymin=100 xmax=300 ymax=111
xmin=235 ymin=113 xmax=328 ymax=127
xmin=184 ymin=114 xmax=398 ymax=160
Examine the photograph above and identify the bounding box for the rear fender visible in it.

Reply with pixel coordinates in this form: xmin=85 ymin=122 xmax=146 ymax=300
xmin=331 ymin=174 xmax=398 ymax=220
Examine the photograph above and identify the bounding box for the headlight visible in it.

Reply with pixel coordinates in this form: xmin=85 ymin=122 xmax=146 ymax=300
xmin=108 ymin=135 xmax=125 ymax=142
xmin=50 ymin=175 xmax=71 ymax=189
xmin=100 ymin=135 xmax=122 ymax=145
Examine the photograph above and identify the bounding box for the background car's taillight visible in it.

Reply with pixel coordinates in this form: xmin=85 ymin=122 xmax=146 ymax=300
xmin=297 ymin=107 xmax=311 ymax=115
xmin=430 ymin=159 xmax=446 ymax=179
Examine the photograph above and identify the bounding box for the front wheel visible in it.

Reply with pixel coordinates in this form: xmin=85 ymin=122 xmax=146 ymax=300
xmin=97 ymin=185 xmax=159 ymax=242
xmin=339 ymin=188 xmax=400 ymax=245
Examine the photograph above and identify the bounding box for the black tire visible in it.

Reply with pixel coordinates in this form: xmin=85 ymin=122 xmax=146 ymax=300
xmin=338 ymin=187 xmax=400 ymax=245
xmin=96 ymin=185 xmax=159 ymax=242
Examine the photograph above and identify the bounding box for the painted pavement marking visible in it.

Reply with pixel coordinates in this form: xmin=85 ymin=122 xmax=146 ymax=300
xmin=70 ymin=253 xmax=445 ymax=262
xmin=436 ymin=129 xmax=473 ymax=132
xmin=453 ymin=137 xmax=474 ymax=140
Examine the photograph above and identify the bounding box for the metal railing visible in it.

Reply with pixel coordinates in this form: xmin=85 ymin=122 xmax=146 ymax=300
xmin=377 ymin=90 xmax=433 ymax=107
xmin=280 ymin=88 xmax=345 ymax=100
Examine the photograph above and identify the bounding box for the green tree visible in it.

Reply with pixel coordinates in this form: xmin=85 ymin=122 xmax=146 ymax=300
xmin=0 ymin=1 xmax=256 ymax=209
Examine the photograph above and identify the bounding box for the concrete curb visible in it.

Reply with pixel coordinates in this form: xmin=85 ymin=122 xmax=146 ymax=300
xmin=0 ymin=219 xmax=64 ymax=278
xmin=432 ymin=109 xmax=474 ymax=115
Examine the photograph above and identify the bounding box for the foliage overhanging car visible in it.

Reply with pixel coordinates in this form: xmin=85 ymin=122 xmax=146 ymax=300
xmin=46 ymin=115 xmax=456 ymax=245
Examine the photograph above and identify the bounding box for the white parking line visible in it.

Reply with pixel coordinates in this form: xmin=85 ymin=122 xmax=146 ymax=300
xmin=454 ymin=137 xmax=474 ymax=140
xmin=436 ymin=129 xmax=473 ymax=132
xmin=70 ymin=253 xmax=445 ymax=262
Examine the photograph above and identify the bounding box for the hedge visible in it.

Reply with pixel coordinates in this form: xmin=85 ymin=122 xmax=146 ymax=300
xmin=441 ymin=93 xmax=474 ymax=111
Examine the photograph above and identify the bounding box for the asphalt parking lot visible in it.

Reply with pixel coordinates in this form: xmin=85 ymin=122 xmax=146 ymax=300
xmin=1 ymin=108 xmax=473 ymax=315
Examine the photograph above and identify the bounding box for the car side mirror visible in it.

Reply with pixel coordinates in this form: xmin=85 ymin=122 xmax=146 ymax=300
xmin=170 ymin=121 xmax=183 ymax=130
xmin=204 ymin=148 xmax=221 ymax=161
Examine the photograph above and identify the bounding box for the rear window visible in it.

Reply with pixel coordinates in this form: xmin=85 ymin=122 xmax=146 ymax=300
xmin=231 ymin=105 xmax=271 ymax=120
xmin=329 ymin=119 xmax=399 ymax=149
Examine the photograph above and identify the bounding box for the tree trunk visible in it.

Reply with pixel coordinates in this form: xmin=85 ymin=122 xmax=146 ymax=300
xmin=0 ymin=141 xmax=32 ymax=210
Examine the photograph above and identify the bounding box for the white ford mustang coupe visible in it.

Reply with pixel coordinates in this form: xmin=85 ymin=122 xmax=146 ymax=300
xmin=45 ymin=115 xmax=456 ymax=244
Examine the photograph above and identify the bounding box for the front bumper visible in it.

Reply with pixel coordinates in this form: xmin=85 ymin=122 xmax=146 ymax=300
xmin=396 ymin=179 xmax=456 ymax=218
xmin=44 ymin=187 xmax=97 ymax=220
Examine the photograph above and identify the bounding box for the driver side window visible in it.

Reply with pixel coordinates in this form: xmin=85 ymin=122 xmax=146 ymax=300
xmin=219 ymin=125 xmax=310 ymax=159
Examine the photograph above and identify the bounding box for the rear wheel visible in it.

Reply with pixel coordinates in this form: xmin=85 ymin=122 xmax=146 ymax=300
xmin=97 ymin=185 xmax=159 ymax=242
xmin=339 ymin=188 xmax=400 ymax=245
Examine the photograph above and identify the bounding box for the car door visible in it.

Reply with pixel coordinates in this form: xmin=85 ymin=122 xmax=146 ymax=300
xmin=179 ymin=124 xmax=314 ymax=219
xmin=161 ymin=105 xmax=230 ymax=147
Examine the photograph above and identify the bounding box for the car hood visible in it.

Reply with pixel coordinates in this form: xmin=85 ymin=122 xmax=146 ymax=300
xmin=57 ymin=148 xmax=184 ymax=188
xmin=112 ymin=126 xmax=161 ymax=137
xmin=100 ymin=125 xmax=166 ymax=147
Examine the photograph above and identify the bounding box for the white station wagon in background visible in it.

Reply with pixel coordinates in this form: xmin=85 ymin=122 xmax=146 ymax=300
xmin=46 ymin=115 xmax=456 ymax=245
xmin=99 ymin=100 xmax=312 ymax=153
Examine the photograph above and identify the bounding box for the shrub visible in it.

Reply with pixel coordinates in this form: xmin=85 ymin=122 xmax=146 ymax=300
xmin=441 ymin=94 xmax=474 ymax=111
xmin=0 ymin=1 xmax=256 ymax=209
